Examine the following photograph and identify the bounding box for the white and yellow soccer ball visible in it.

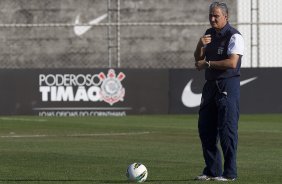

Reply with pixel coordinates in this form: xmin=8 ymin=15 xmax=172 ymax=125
xmin=126 ymin=163 xmax=148 ymax=183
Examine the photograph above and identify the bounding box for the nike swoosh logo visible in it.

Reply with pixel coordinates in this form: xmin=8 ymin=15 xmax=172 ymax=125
xmin=239 ymin=77 xmax=257 ymax=86
xmin=74 ymin=13 xmax=107 ymax=36
xmin=182 ymin=77 xmax=258 ymax=108
xmin=181 ymin=79 xmax=202 ymax=108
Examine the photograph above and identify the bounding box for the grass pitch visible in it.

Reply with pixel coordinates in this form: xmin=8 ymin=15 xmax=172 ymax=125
xmin=0 ymin=114 xmax=281 ymax=184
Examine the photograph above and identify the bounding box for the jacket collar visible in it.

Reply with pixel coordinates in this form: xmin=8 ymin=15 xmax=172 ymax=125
xmin=214 ymin=22 xmax=230 ymax=37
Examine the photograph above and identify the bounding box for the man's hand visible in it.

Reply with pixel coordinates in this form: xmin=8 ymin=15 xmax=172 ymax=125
xmin=201 ymin=34 xmax=212 ymax=46
xmin=195 ymin=60 xmax=209 ymax=71
xmin=194 ymin=34 xmax=211 ymax=61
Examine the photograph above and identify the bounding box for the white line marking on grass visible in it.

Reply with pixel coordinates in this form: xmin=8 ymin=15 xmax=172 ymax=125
xmin=0 ymin=132 xmax=151 ymax=138
xmin=0 ymin=117 xmax=47 ymax=122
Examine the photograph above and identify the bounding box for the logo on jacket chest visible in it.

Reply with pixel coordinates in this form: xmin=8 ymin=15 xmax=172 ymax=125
xmin=217 ymin=39 xmax=226 ymax=55
xmin=217 ymin=47 xmax=224 ymax=55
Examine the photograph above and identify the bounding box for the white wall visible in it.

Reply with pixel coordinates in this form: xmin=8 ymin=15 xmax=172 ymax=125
xmin=238 ymin=0 xmax=282 ymax=67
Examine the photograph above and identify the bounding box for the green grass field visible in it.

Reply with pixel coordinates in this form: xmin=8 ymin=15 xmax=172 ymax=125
xmin=0 ymin=114 xmax=281 ymax=184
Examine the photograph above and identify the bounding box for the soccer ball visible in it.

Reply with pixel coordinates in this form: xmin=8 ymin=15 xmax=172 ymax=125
xmin=126 ymin=163 xmax=148 ymax=183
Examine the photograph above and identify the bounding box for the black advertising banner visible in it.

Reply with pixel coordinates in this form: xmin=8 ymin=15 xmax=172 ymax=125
xmin=168 ymin=69 xmax=205 ymax=114
xmin=239 ymin=68 xmax=282 ymax=113
xmin=169 ymin=68 xmax=282 ymax=114
xmin=0 ymin=69 xmax=169 ymax=116
xmin=0 ymin=68 xmax=281 ymax=116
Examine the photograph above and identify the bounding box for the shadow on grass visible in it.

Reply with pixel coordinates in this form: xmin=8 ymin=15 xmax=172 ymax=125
xmin=147 ymin=179 xmax=195 ymax=182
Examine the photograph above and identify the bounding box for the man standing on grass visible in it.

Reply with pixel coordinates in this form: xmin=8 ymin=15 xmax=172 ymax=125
xmin=193 ymin=1 xmax=244 ymax=181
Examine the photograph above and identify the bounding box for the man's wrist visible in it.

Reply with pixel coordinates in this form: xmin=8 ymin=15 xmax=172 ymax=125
xmin=205 ymin=61 xmax=211 ymax=69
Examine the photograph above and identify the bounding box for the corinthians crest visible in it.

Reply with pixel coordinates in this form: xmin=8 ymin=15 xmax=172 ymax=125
xmin=98 ymin=69 xmax=126 ymax=105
